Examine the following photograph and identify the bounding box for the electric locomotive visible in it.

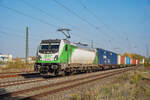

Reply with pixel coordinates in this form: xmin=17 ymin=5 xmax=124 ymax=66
xmin=34 ymin=39 xmax=98 ymax=75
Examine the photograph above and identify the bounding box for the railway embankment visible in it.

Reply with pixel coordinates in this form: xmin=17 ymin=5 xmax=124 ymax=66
xmin=69 ymin=65 xmax=150 ymax=100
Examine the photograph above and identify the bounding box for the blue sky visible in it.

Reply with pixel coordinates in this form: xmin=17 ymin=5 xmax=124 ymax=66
xmin=0 ymin=0 xmax=150 ymax=58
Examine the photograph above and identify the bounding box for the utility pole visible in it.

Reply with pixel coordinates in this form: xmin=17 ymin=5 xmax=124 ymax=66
xmin=146 ymin=45 xmax=149 ymax=58
xmin=26 ymin=27 xmax=29 ymax=65
xmin=91 ymin=40 xmax=93 ymax=48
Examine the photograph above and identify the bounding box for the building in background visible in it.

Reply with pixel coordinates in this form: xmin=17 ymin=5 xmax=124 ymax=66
xmin=20 ymin=56 xmax=35 ymax=63
xmin=0 ymin=54 xmax=13 ymax=62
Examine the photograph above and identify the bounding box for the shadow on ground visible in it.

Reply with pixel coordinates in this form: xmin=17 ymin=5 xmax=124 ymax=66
xmin=20 ymin=73 xmax=41 ymax=78
xmin=20 ymin=68 xmax=107 ymax=79
xmin=20 ymin=72 xmax=63 ymax=79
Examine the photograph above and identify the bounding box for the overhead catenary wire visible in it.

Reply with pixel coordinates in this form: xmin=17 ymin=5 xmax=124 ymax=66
xmin=0 ymin=1 xmax=105 ymax=49
xmin=0 ymin=4 xmax=58 ymax=28
xmin=0 ymin=1 xmax=103 ymax=48
xmin=0 ymin=1 xmax=119 ymax=52
xmin=19 ymin=0 xmax=90 ymax=35
xmin=0 ymin=1 xmax=135 ymax=54
xmin=78 ymin=0 xmax=128 ymax=40
xmin=0 ymin=26 xmax=51 ymax=40
xmin=0 ymin=30 xmax=39 ymax=41
xmin=19 ymin=0 xmax=77 ymax=29
xmin=78 ymin=0 xmax=137 ymax=53
xmin=19 ymin=0 xmax=103 ymax=44
xmin=0 ymin=1 xmax=144 ymax=57
xmin=52 ymin=0 xmax=99 ymax=30
xmin=52 ymin=0 xmax=122 ymax=50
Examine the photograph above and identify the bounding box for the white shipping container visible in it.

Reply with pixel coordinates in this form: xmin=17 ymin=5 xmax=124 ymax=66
xmin=70 ymin=48 xmax=96 ymax=64
xmin=136 ymin=60 xmax=138 ymax=64
xmin=117 ymin=55 xmax=121 ymax=64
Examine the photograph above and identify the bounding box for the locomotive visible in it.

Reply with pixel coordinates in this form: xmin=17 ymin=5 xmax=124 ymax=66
xmin=34 ymin=39 xmax=141 ymax=75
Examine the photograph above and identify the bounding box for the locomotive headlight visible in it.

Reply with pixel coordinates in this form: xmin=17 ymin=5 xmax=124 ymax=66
xmin=54 ymin=55 xmax=58 ymax=61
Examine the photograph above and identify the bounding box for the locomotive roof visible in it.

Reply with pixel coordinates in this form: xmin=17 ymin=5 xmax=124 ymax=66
xmin=41 ymin=39 xmax=61 ymax=43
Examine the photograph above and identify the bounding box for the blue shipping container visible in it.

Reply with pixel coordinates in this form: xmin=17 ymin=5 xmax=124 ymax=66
xmin=97 ymin=48 xmax=118 ymax=64
xmin=125 ymin=56 xmax=130 ymax=64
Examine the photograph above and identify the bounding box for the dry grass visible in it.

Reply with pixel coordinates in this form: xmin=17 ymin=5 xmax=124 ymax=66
xmin=144 ymin=64 xmax=150 ymax=67
xmin=0 ymin=60 xmax=34 ymax=72
xmin=70 ymin=66 xmax=150 ymax=100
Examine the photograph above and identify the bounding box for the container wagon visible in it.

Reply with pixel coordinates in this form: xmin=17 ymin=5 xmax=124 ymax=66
xmin=125 ymin=56 xmax=130 ymax=67
xmin=34 ymin=38 xmax=139 ymax=75
xmin=118 ymin=55 xmax=126 ymax=67
xmin=97 ymin=48 xmax=118 ymax=69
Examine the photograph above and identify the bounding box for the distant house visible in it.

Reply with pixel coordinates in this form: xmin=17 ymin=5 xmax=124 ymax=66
xmin=19 ymin=56 xmax=35 ymax=63
xmin=0 ymin=54 xmax=13 ymax=62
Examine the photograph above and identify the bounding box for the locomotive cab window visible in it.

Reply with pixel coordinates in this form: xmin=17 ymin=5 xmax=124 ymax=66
xmin=40 ymin=44 xmax=49 ymax=50
xmin=39 ymin=43 xmax=60 ymax=53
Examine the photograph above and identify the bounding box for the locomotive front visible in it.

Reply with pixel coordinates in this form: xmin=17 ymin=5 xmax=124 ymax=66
xmin=34 ymin=39 xmax=61 ymax=74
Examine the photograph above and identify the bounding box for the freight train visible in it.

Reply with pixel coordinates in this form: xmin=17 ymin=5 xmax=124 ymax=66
xmin=34 ymin=39 xmax=143 ymax=75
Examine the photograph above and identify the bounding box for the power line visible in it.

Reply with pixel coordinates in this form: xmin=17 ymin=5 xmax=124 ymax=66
xmin=0 ymin=25 xmax=102 ymax=48
xmin=1 ymin=1 xmax=121 ymax=53
xmin=78 ymin=0 xmax=135 ymax=50
xmin=78 ymin=0 xmax=127 ymax=40
xmin=19 ymin=0 xmax=87 ymax=31
xmin=1 ymin=1 xmax=106 ymax=47
xmin=0 ymin=30 xmax=39 ymax=41
xmin=0 ymin=26 xmax=47 ymax=40
xmin=52 ymin=0 xmax=116 ymax=47
xmin=0 ymin=25 xmax=23 ymax=33
xmin=80 ymin=1 xmax=120 ymax=39
xmin=52 ymin=0 xmax=99 ymax=30
xmin=2 ymin=0 xmax=114 ymax=50
xmin=52 ymin=0 xmax=123 ymax=50
xmin=20 ymin=0 xmax=106 ymax=44
xmin=0 ymin=4 xmax=58 ymax=28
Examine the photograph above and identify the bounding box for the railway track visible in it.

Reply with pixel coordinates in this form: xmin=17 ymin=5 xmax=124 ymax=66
xmin=0 ymin=71 xmax=34 ymax=75
xmin=0 ymin=78 xmax=45 ymax=88
xmin=0 ymin=68 xmax=123 ymax=88
xmin=0 ymin=66 xmax=137 ymax=100
xmin=0 ymin=66 xmax=136 ymax=88
xmin=0 ymin=72 xmax=39 ymax=79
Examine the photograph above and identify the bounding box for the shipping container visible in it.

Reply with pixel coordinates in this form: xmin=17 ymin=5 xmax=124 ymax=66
xmin=97 ymin=48 xmax=118 ymax=65
xmin=130 ymin=58 xmax=132 ymax=64
xmin=121 ymin=56 xmax=125 ymax=64
xmin=139 ymin=60 xmax=143 ymax=64
xmin=125 ymin=56 xmax=130 ymax=64
xmin=136 ymin=59 xmax=139 ymax=64
xmin=132 ymin=59 xmax=136 ymax=64
xmin=130 ymin=58 xmax=135 ymax=64
xmin=117 ymin=55 xmax=121 ymax=64
xmin=138 ymin=60 xmax=140 ymax=64
xmin=142 ymin=59 xmax=145 ymax=64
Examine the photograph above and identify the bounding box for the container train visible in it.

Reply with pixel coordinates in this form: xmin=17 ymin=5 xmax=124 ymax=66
xmin=34 ymin=39 xmax=143 ymax=75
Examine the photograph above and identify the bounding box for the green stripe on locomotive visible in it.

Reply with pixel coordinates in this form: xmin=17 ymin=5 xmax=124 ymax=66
xmin=36 ymin=44 xmax=77 ymax=63
xmin=93 ymin=52 xmax=98 ymax=64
